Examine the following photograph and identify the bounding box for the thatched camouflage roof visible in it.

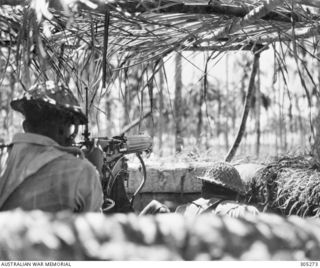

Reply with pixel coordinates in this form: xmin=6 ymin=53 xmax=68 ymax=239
xmin=0 ymin=0 xmax=319 ymax=99
xmin=1 ymin=0 xmax=320 ymax=66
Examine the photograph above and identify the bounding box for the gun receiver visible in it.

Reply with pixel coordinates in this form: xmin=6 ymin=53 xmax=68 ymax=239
xmin=81 ymin=88 xmax=152 ymax=212
xmin=97 ymin=134 xmax=152 ymax=157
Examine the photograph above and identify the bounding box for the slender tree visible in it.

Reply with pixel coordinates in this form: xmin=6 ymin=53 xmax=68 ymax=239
xmin=158 ymin=64 xmax=164 ymax=156
xmin=255 ymin=60 xmax=261 ymax=157
xmin=294 ymin=94 xmax=305 ymax=147
xmin=225 ymin=52 xmax=260 ymax=162
xmin=174 ymin=52 xmax=183 ymax=153
xmin=123 ymin=70 xmax=131 ymax=127
xmin=224 ymin=54 xmax=230 ymax=150
xmin=312 ymin=40 xmax=320 ymax=161
xmin=197 ymin=54 xmax=211 ymax=145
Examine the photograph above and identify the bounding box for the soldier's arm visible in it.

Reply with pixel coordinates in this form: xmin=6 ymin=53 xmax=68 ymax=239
xmin=74 ymin=160 xmax=103 ymax=213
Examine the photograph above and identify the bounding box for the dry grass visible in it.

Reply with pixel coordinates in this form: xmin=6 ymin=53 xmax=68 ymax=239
xmin=247 ymin=154 xmax=320 ymax=217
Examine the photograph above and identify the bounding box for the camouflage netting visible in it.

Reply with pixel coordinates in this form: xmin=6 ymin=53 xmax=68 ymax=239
xmin=246 ymin=155 xmax=320 ymax=217
xmin=1 ymin=209 xmax=320 ymax=260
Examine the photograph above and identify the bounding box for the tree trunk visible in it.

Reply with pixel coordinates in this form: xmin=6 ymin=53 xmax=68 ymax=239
xmin=174 ymin=53 xmax=183 ymax=153
xmin=255 ymin=61 xmax=261 ymax=157
xmin=273 ymin=83 xmax=279 ymax=154
xmin=0 ymin=87 xmax=2 ymax=116
xmin=139 ymin=83 xmax=144 ymax=133
xmin=124 ymin=72 xmax=131 ymax=127
xmin=216 ymin=94 xmax=222 ymax=137
xmin=104 ymin=93 xmax=112 ymax=136
xmin=231 ymin=95 xmax=237 ymax=131
xmin=120 ymin=111 xmax=151 ymax=134
xmin=158 ymin=65 xmax=164 ymax=156
xmin=197 ymin=57 xmax=208 ymax=145
xmin=102 ymin=10 xmax=112 ymax=136
xmin=278 ymin=78 xmax=283 ymax=153
xmin=196 ymin=89 xmax=204 ymax=145
xmin=281 ymin=78 xmax=288 ymax=152
xmin=312 ymin=44 xmax=320 ymax=161
xmin=147 ymin=70 xmax=155 ymax=139
xmin=295 ymin=95 xmax=305 ymax=146
xmin=312 ymin=111 xmax=320 ymax=161
xmin=5 ymin=73 xmax=15 ymax=131
xmin=224 ymin=54 xmax=230 ymax=151
xmin=225 ymin=52 xmax=260 ymax=162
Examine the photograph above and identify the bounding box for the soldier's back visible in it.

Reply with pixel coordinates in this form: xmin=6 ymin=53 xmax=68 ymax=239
xmin=1 ymin=153 xmax=102 ymax=212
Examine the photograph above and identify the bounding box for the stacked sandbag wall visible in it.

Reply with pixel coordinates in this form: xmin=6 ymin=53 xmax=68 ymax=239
xmin=127 ymin=161 xmax=211 ymax=211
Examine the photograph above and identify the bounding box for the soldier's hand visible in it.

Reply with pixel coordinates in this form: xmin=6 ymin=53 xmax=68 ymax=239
xmin=83 ymin=139 xmax=104 ymax=175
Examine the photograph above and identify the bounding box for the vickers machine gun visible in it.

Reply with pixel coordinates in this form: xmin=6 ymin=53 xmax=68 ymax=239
xmin=79 ymin=133 xmax=152 ymax=213
xmin=80 ymin=89 xmax=152 ymax=213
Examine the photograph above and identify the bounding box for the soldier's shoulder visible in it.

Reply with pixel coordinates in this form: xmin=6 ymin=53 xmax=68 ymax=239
xmin=216 ymin=201 xmax=259 ymax=217
xmin=52 ymin=152 xmax=97 ymax=173
xmin=175 ymin=202 xmax=199 ymax=215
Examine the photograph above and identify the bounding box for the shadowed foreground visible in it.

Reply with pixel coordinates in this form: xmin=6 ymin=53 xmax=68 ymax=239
xmin=0 ymin=209 xmax=320 ymax=261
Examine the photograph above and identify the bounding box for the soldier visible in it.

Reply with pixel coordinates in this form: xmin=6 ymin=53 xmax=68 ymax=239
xmin=0 ymin=81 xmax=103 ymax=212
xmin=175 ymin=162 xmax=259 ymax=218
xmin=139 ymin=200 xmax=170 ymax=215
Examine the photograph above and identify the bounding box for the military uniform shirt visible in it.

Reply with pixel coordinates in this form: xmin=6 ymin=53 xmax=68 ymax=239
xmin=175 ymin=197 xmax=259 ymax=218
xmin=0 ymin=133 xmax=103 ymax=212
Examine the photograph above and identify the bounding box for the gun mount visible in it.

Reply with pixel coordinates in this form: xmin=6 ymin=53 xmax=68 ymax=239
xmin=79 ymin=134 xmax=152 ymax=213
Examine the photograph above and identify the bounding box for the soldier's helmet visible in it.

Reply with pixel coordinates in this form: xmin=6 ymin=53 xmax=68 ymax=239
xmin=197 ymin=162 xmax=246 ymax=195
xmin=11 ymin=81 xmax=87 ymax=124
